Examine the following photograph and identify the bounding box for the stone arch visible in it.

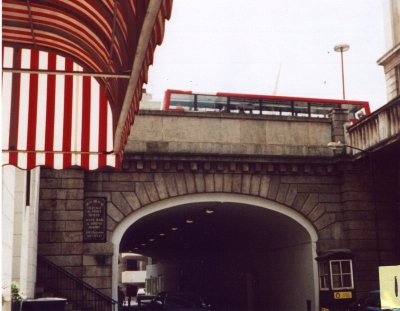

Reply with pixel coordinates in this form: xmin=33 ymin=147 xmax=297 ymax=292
xmin=110 ymin=192 xmax=319 ymax=305
xmin=104 ymin=171 xmax=339 ymax=235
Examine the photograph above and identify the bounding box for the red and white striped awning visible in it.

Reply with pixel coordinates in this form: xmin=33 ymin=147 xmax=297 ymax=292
xmin=2 ymin=0 xmax=173 ymax=170
xmin=2 ymin=47 xmax=119 ymax=170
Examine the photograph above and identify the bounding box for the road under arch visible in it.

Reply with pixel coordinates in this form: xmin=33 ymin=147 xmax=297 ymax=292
xmin=112 ymin=194 xmax=318 ymax=311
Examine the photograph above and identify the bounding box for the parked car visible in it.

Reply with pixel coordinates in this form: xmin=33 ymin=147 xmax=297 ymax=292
xmin=348 ymin=290 xmax=400 ymax=311
xmin=148 ymin=292 xmax=212 ymax=310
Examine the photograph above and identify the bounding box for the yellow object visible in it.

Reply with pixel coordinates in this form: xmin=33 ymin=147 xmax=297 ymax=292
xmin=379 ymin=265 xmax=400 ymax=309
xmin=333 ymin=291 xmax=352 ymax=299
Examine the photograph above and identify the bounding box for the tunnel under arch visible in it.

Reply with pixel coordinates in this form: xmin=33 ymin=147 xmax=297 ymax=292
xmin=111 ymin=193 xmax=319 ymax=311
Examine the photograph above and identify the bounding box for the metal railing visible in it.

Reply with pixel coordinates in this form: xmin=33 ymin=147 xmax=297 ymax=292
xmin=37 ymin=256 xmax=118 ymax=311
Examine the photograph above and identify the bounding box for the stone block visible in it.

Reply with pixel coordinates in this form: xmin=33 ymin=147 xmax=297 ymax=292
xmin=83 ymin=277 xmax=111 ymax=289
xmin=214 ymin=174 xmax=224 ymax=192
xmin=61 ymin=178 xmax=84 ymax=189
xmin=115 ymin=172 xmax=154 ymax=182
xmin=100 ymin=288 xmax=112 ymax=297
xmin=60 ymin=189 xmax=84 ymax=200
xmin=250 ymin=175 xmax=261 ymax=196
xmin=83 ymin=266 xmax=111 ymax=277
xmin=231 ymin=174 xmax=241 ymax=193
xmin=61 ymin=243 xmax=83 ymax=255
xmin=291 ymin=192 xmax=308 ymax=211
xmin=317 ymin=239 xmax=346 ymax=253
xmin=314 ymin=213 xmax=336 ymax=230
xmin=63 ymin=266 xmax=83 ymax=278
xmin=40 ymin=199 xmax=59 ymax=210
xmin=39 ymin=211 xmax=53 ymax=220
xmin=204 ymin=174 xmax=214 ymax=192
xmin=54 ymin=221 xmax=67 ymax=231
xmin=40 ymin=188 xmax=58 ymax=200
xmin=83 ymin=242 xmax=114 ymax=255
xmin=103 ymin=181 xmax=135 ymax=192
xmin=40 ymin=178 xmax=61 ymax=189
xmin=123 ymin=192 xmax=142 ymax=211
xmin=308 ymin=203 xmax=326 ymax=221
xmin=281 ymin=175 xmax=318 ymax=184
xmin=47 ymin=255 xmax=82 ymax=267
xmin=107 ymin=203 xmax=125 ymax=222
xmin=341 ymin=191 xmax=372 ymax=202
xmin=85 ymin=171 xmax=109 ymax=181
xmin=323 ymin=203 xmax=342 ymax=212
xmin=223 ymin=174 xmax=233 ymax=192
xmin=284 ymin=184 xmax=297 ymax=206
xmin=107 ymin=216 xmax=117 ymax=231
xmin=85 ymin=181 xmax=103 ymax=192
xmin=349 ymin=239 xmax=377 ymax=251
xmin=241 ymin=174 xmax=251 ymax=194
xmin=194 ymin=173 xmax=205 ymax=193
xmin=61 ymin=232 xmax=83 ymax=243
xmin=318 ymin=193 xmax=341 ymax=203
xmin=38 ymin=231 xmax=52 ymax=243
xmin=135 ymin=182 xmax=150 ymax=206
xmin=41 ymin=169 xmax=83 ymax=179
xmin=297 ymin=184 xmax=340 ymax=193
xmin=144 ymin=182 xmax=161 ymax=201
xmin=66 ymin=200 xmax=84 ymax=211
xmin=343 ymin=220 xmax=376 ymax=230
xmin=342 ymin=201 xmax=375 ymax=211
xmin=276 ymin=183 xmax=289 ymax=204
xmin=267 ymin=176 xmax=280 ymax=200
xmin=65 ymin=220 xmax=83 ymax=231
xmin=343 ymin=210 xmax=374 ymax=220
xmin=38 ymin=243 xmax=62 ymax=255
xmin=259 ymin=175 xmax=271 ymax=198
xmin=184 ymin=173 xmax=196 ymax=194
xmin=300 ymin=193 xmax=319 ymax=215
xmin=111 ymin=192 xmax=133 ymax=215
xmin=53 ymin=211 xmax=83 ymax=221
xmin=346 ymin=230 xmax=376 ymax=240
xmin=39 ymin=221 xmax=54 ymax=231
xmin=83 ymin=255 xmax=112 ymax=266
xmin=165 ymin=174 xmax=178 ymax=197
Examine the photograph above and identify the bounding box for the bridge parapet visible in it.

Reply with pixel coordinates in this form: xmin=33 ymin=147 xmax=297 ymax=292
xmin=347 ymin=96 xmax=400 ymax=154
xmin=126 ymin=110 xmax=334 ymax=158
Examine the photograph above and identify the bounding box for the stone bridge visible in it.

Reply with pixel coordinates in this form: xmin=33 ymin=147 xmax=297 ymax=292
xmin=37 ymin=106 xmax=400 ymax=311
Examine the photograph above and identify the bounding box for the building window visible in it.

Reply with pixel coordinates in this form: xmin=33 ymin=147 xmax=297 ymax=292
xmin=330 ymin=259 xmax=354 ymax=290
xmin=126 ymin=259 xmax=137 ymax=271
xmin=319 ymin=262 xmax=330 ymax=290
xmin=396 ymin=65 xmax=400 ymax=96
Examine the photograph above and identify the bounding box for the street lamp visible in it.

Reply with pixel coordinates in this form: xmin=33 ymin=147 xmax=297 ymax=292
xmin=327 ymin=140 xmax=364 ymax=153
xmin=334 ymin=44 xmax=350 ymax=100
xmin=327 ymin=141 xmax=381 ymax=265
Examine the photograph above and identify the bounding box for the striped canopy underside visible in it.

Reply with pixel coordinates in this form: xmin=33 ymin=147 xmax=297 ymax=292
xmin=2 ymin=0 xmax=173 ymax=170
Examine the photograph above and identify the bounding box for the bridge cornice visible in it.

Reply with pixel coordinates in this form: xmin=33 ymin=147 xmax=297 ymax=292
xmin=120 ymin=154 xmax=339 ymax=176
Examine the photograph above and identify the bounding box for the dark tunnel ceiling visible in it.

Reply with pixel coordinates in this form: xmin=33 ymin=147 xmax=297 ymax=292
xmin=119 ymin=202 xmax=311 ymax=257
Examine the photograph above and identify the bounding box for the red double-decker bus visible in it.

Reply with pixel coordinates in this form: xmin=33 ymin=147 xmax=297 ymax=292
xmin=163 ymin=89 xmax=370 ymax=122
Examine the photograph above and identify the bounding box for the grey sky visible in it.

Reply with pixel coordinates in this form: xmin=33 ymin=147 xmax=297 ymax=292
xmin=147 ymin=0 xmax=387 ymax=111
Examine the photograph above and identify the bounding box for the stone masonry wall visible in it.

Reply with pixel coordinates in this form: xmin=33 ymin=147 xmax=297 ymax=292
xmin=37 ymin=156 xmax=399 ymax=299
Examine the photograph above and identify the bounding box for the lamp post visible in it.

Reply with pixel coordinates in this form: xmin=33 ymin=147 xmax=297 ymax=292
xmin=327 ymin=141 xmax=381 ymax=265
xmin=333 ymin=44 xmax=350 ymax=100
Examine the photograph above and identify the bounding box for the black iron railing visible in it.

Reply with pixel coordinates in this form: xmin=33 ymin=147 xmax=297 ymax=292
xmin=37 ymin=256 xmax=118 ymax=311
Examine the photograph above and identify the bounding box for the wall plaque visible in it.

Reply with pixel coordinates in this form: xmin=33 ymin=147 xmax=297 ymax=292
xmin=83 ymin=197 xmax=107 ymax=242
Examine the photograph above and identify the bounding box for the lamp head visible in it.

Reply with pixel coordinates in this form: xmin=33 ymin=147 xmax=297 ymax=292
xmin=334 ymin=44 xmax=350 ymax=52
xmin=327 ymin=141 xmax=346 ymax=150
